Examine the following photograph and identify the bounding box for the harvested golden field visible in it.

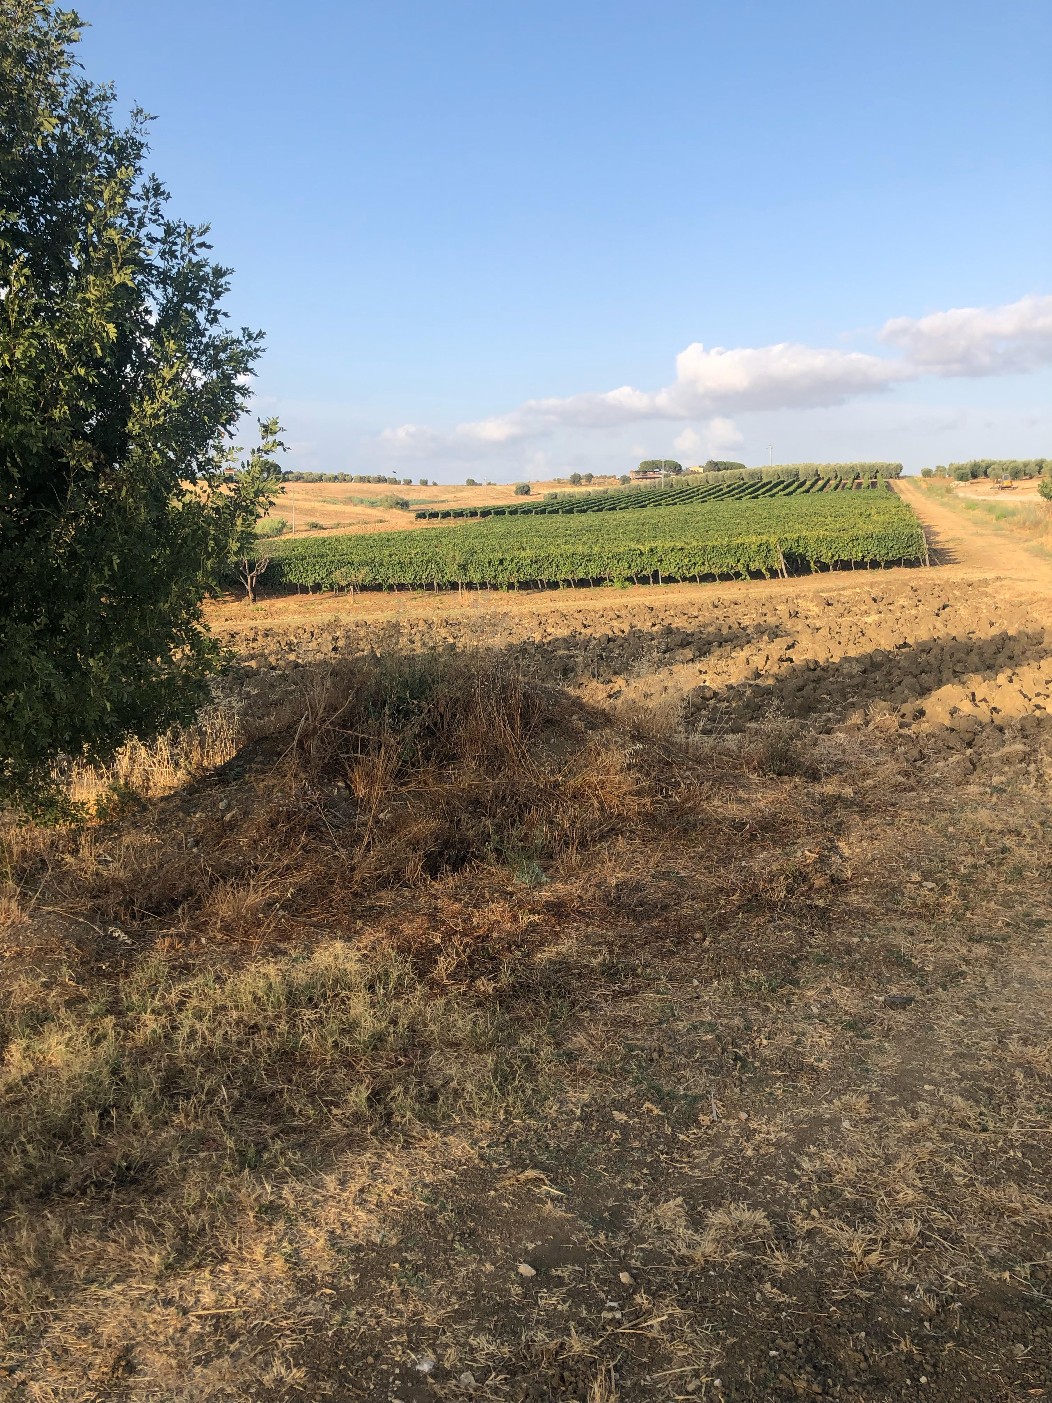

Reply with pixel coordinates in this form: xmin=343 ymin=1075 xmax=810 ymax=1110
xmin=2 ymin=488 xmax=1051 ymax=1402
xmin=272 ymin=477 xmax=622 ymax=538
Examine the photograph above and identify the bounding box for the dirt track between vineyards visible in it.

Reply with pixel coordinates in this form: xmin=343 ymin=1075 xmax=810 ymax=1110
xmin=894 ymin=479 xmax=1052 ymax=585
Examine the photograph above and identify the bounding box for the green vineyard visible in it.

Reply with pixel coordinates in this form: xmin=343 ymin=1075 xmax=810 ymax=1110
xmin=255 ymin=484 xmax=926 ymax=593
xmin=414 ymin=465 xmax=902 ymax=521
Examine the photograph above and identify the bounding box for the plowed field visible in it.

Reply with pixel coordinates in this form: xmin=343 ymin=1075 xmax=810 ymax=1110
xmin=3 ymin=484 xmax=1050 ymax=1403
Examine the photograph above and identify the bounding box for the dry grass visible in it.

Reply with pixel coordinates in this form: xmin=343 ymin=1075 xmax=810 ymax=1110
xmin=66 ymin=707 xmax=243 ymax=810
xmin=1 ymin=624 xmax=1051 ymax=1400
xmin=917 ymin=477 xmax=1052 ymax=555
xmin=276 ymin=474 xmax=623 ymax=540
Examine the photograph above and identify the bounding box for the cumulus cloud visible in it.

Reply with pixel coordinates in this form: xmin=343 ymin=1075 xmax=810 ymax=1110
xmin=378 ymin=294 xmax=1052 ymax=461
xmin=379 ymin=344 xmax=903 ymax=459
xmin=674 ymin=417 xmax=744 ymax=460
xmin=879 ymin=293 xmax=1052 ymax=376
xmin=667 ymin=341 xmax=907 ymax=414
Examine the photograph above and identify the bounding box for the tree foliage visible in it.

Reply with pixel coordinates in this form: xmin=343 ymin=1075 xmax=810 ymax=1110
xmin=229 ymin=418 xmax=286 ymax=602
xmin=947 ymin=459 xmax=1050 ymax=482
xmin=0 ymin=2 xmax=266 ymax=807
xmin=636 ymin=460 xmax=682 ymax=475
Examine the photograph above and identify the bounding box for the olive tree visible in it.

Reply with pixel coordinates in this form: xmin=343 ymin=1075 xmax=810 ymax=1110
xmin=229 ymin=418 xmax=286 ymax=604
xmin=0 ymin=2 xmax=273 ymax=808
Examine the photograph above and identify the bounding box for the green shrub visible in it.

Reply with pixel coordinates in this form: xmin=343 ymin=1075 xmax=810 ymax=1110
xmin=637 ymin=459 xmax=682 ymax=475
xmin=946 ymin=459 xmax=1050 ymax=480
xmin=513 ymin=483 xmax=531 ymax=496
xmin=256 ymin=517 xmax=289 ymax=538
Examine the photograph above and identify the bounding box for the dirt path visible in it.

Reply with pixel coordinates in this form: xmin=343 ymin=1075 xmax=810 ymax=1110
xmin=896 ymin=479 xmax=1052 ymax=589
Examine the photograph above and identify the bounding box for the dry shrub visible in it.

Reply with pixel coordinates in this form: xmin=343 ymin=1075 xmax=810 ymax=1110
xmin=0 ymin=652 xmax=721 ymax=1235
xmin=165 ymin=651 xmax=692 ymax=932
xmin=743 ymin=718 xmax=820 ymax=778
xmin=4 ymin=653 xmax=729 ymax=947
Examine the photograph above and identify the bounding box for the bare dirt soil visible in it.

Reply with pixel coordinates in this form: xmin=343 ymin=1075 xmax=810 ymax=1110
xmin=2 ymin=490 xmax=1050 ymax=1402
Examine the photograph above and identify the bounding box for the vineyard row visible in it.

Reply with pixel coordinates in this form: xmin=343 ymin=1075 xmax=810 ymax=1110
xmin=254 ymin=490 xmax=927 ymax=594
xmin=416 ymin=471 xmax=891 ymax=521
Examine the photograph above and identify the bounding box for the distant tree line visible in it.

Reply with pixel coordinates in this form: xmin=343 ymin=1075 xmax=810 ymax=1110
xmin=753 ymin=462 xmax=903 ymax=477
xmin=282 ymin=471 xmax=413 ymax=484
xmin=930 ymin=459 xmax=1052 ymax=482
xmin=686 ymin=463 xmax=902 ymax=485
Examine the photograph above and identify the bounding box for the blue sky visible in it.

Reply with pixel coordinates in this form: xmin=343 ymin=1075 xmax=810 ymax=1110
xmin=79 ymin=0 xmax=1052 ymax=478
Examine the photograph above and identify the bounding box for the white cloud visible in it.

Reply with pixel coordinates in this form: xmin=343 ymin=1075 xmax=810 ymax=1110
xmin=377 ymin=294 xmax=1052 ymax=462
xmin=672 ymin=427 xmax=705 ymax=458
xmin=879 ymin=293 xmax=1052 ymax=376
xmin=378 ymin=344 xmax=903 ymax=460
xmin=667 ymin=342 xmax=906 ymax=414
xmin=674 ymin=417 xmax=744 ymax=460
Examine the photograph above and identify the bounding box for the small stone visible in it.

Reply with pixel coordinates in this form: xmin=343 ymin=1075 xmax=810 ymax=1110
xmin=619 ymin=1270 xmax=634 ymax=1285
xmin=516 ymin=1262 xmax=536 ymax=1278
xmin=884 ymin=993 xmax=916 ymax=1009
xmin=414 ymin=1357 xmax=435 ymax=1374
xmin=458 ymin=1373 xmax=476 ymax=1387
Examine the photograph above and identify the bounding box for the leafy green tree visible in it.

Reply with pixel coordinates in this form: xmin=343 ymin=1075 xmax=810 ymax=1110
xmin=513 ymin=482 xmax=531 ymax=496
xmin=230 ymin=419 xmax=286 ymax=603
xmin=568 ymin=472 xmax=583 ymax=485
xmin=465 ymin=477 xmax=478 ymax=486
xmin=0 ymin=3 xmax=267 ymax=809
xmin=1039 ymin=476 xmax=1052 ymax=503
